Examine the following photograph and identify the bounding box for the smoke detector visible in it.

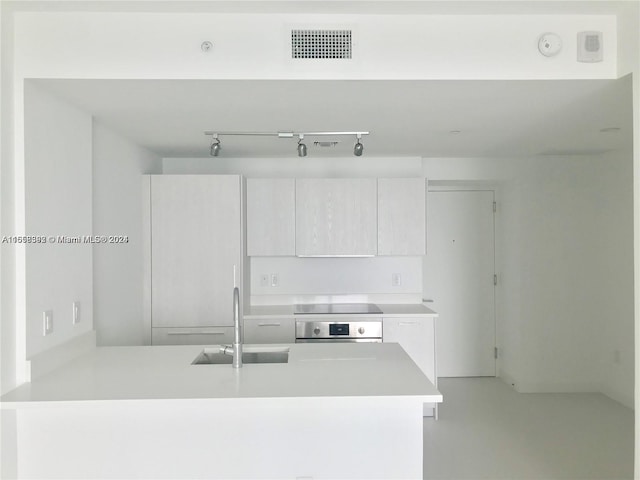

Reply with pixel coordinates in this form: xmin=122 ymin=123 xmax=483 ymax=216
xmin=538 ymin=33 xmax=562 ymax=57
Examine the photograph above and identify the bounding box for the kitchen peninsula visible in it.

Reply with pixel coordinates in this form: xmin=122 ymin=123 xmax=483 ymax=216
xmin=1 ymin=342 xmax=442 ymax=479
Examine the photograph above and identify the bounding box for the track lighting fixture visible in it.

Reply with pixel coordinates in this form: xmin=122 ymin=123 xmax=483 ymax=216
xmin=297 ymin=135 xmax=307 ymax=157
xmin=204 ymin=130 xmax=369 ymax=157
xmin=209 ymin=135 xmax=221 ymax=157
xmin=353 ymin=134 xmax=364 ymax=157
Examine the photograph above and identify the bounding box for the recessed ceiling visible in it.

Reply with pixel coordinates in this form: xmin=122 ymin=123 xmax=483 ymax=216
xmin=32 ymin=76 xmax=633 ymax=158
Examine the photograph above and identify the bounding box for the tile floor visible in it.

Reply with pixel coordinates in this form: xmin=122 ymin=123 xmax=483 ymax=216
xmin=423 ymin=378 xmax=634 ymax=480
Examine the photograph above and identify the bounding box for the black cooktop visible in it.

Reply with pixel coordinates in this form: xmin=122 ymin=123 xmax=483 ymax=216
xmin=294 ymin=303 xmax=383 ymax=315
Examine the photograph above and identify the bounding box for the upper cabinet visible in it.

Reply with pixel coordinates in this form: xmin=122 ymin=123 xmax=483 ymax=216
xmin=246 ymin=176 xmax=427 ymax=257
xmin=295 ymin=178 xmax=377 ymax=256
xmin=377 ymin=178 xmax=426 ymax=256
xmin=246 ymin=178 xmax=296 ymax=256
xmin=150 ymin=175 xmax=242 ymax=329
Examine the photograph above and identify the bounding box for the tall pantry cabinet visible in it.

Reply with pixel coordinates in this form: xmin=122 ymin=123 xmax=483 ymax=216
xmin=144 ymin=175 xmax=243 ymax=345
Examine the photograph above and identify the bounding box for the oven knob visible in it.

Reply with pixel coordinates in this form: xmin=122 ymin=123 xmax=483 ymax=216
xmin=358 ymin=327 xmax=365 ymax=335
xmin=313 ymin=327 xmax=321 ymax=335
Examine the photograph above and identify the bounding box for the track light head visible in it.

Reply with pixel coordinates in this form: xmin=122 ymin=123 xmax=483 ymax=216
xmin=353 ymin=135 xmax=364 ymax=156
xmin=297 ymin=135 xmax=307 ymax=157
xmin=210 ymin=136 xmax=221 ymax=157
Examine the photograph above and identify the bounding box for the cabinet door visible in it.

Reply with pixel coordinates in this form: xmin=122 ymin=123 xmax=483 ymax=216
xmin=243 ymin=318 xmax=295 ymax=344
xmin=295 ymin=178 xmax=377 ymax=256
xmin=383 ymin=317 xmax=435 ymax=384
xmin=378 ymin=178 xmax=426 ymax=255
xmin=151 ymin=175 xmax=241 ymax=328
xmin=246 ymin=178 xmax=295 ymax=256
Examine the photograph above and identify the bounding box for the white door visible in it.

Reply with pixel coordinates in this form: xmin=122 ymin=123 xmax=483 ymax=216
xmin=423 ymin=190 xmax=496 ymax=377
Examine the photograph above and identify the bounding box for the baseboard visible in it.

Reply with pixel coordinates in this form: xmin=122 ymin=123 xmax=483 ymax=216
xmin=510 ymin=380 xmax=602 ymax=394
xmin=499 ymin=372 xmax=633 ymax=410
xmin=601 ymin=385 xmax=634 ymax=410
xmin=26 ymin=330 xmax=96 ymax=381
xmin=498 ymin=371 xmax=520 ymax=391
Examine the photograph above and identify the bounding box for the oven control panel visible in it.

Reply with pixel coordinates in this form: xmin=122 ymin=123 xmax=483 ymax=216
xmin=295 ymin=318 xmax=383 ymax=340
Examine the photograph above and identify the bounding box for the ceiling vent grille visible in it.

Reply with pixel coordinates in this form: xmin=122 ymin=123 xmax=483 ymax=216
xmin=291 ymin=29 xmax=352 ymax=59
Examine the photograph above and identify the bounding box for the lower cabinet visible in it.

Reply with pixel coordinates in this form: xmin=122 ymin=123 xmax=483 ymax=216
xmin=152 ymin=327 xmax=234 ymax=346
xmin=243 ymin=318 xmax=295 ymax=344
xmin=383 ymin=316 xmax=437 ymax=416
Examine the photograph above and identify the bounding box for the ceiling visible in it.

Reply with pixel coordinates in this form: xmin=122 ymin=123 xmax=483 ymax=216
xmin=33 ymin=76 xmax=633 ymax=159
xmin=8 ymin=1 xmax=635 ymax=15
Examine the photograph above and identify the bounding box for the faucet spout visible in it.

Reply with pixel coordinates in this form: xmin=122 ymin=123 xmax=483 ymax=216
xmin=219 ymin=287 xmax=243 ymax=367
xmin=232 ymin=286 xmax=242 ymax=368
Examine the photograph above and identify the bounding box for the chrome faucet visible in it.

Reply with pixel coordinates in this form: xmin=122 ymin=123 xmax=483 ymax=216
xmin=220 ymin=286 xmax=242 ymax=368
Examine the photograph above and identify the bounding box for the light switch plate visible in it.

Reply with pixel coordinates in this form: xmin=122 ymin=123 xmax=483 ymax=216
xmin=43 ymin=310 xmax=53 ymax=335
xmin=73 ymin=301 xmax=81 ymax=324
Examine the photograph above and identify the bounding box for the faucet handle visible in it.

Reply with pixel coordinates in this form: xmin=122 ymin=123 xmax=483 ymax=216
xmin=219 ymin=345 xmax=233 ymax=356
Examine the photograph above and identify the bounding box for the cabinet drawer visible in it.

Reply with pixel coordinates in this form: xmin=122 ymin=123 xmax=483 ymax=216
xmin=243 ymin=318 xmax=295 ymax=344
xmin=152 ymin=327 xmax=234 ymax=345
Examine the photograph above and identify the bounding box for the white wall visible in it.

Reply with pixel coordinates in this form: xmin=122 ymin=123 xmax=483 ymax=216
xmin=14 ymin=12 xmax=617 ymax=80
xmin=92 ymin=122 xmax=161 ymax=346
xmin=0 ymin=0 xmax=17 ymax=394
xmin=162 ymin=156 xmax=423 ymax=177
xmin=589 ymin=149 xmax=634 ymax=408
xmin=616 ymin=2 xmax=640 ymax=471
xmin=422 ymin=152 xmax=634 ymax=406
xmin=251 ymin=257 xmax=423 ymax=305
xmin=23 ymin=82 xmax=93 ymax=358
xmin=514 ymin=157 xmax=613 ymax=394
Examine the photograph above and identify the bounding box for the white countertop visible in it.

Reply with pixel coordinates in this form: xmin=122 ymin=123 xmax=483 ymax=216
xmin=243 ymin=303 xmax=437 ymax=319
xmin=0 ymin=343 xmax=442 ymax=408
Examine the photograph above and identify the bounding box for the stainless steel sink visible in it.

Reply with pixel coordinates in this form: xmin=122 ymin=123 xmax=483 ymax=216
xmin=192 ymin=348 xmax=289 ymax=365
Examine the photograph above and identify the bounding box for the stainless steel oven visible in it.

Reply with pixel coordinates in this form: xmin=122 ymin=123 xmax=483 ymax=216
xmin=295 ymin=319 xmax=383 ymax=343
xmin=294 ymin=304 xmax=383 ymax=343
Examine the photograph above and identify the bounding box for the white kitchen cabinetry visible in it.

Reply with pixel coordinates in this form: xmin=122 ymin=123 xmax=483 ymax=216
xmin=383 ymin=317 xmax=435 ymax=383
xmin=377 ymin=178 xmax=426 ymax=255
xmin=243 ymin=318 xmax=295 ymax=344
xmin=149 ymin=175 xmax=242 ymax=341
xmin=295 ymin=178 xmax=377 ymax=256
xmin=383 ymin=316 xmax=436 ymax=416
xmin=246 ymin=178 xmax=296 ymax=256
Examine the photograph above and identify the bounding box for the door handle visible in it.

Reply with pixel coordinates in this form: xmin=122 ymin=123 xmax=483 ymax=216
xmin=167 ymin=331 xmax=225 ymax=336
xmin=422 ymin=299 xmax=434 ymax=303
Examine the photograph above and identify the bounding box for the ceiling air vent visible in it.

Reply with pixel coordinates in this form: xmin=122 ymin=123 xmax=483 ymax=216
xmin=291 ymin=29 xmax=352 ymax=59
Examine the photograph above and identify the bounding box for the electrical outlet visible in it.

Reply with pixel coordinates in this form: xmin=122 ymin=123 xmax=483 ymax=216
xmin=270 ymin=273 xmax=279 ymax=287
xmin=43 ymin=310 xmax=53 ymax=336
xmin=260 ymin=274 xmax=269 ymax=287
xmin=392 ymin=273 xmax=402 ymax=287
xmin=73 ymin=301 xmax=81 ymax=324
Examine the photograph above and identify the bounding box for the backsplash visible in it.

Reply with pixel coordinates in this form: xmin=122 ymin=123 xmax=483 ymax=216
xmin=250 ymin=257 xmax=422 ymax=305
